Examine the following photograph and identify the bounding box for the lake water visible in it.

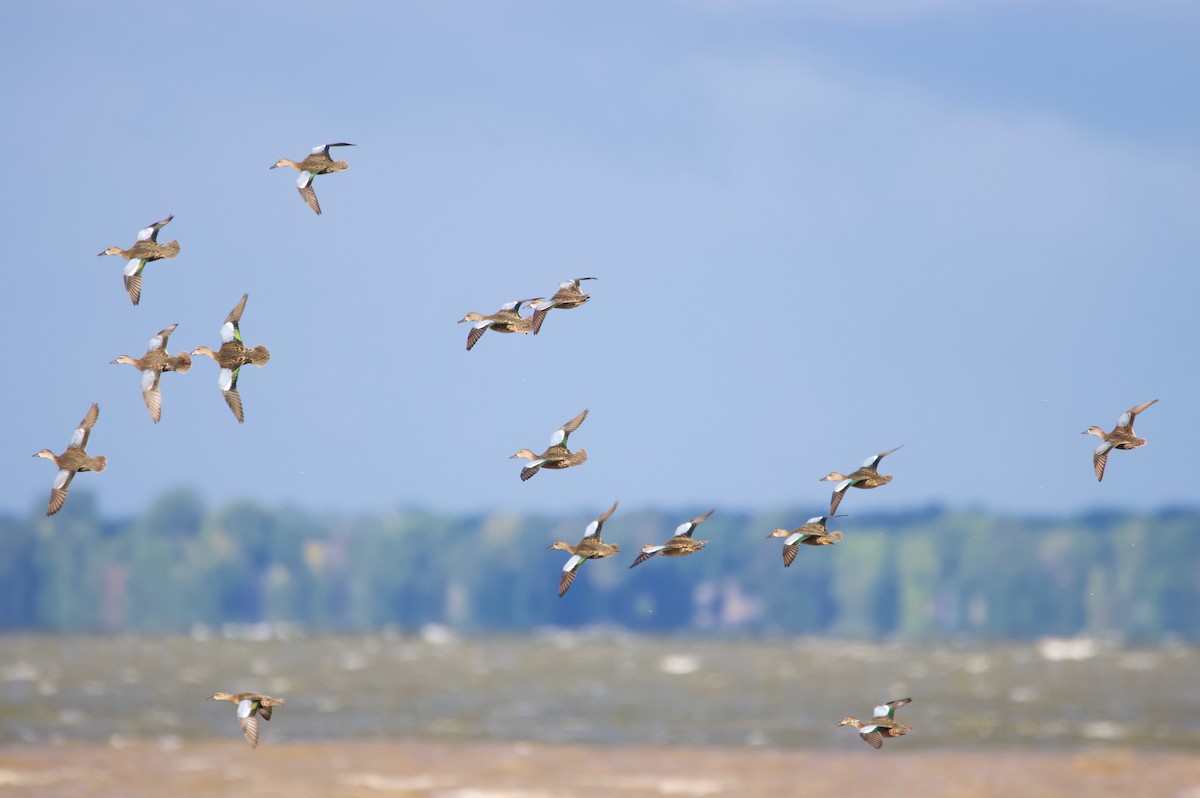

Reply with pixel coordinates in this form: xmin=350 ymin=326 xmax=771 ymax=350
xmin=1 ymin=629 xmax=1197 ymax=750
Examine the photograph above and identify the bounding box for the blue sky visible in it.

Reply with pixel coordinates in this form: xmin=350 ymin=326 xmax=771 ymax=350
xmin=4 ymin=1 xmax=1197 ymax=519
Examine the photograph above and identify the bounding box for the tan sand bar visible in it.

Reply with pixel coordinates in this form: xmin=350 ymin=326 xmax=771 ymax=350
xmin=1 ymin=740 xmax=1197 ymax=798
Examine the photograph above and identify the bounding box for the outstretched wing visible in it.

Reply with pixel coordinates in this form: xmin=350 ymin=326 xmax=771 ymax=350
xmin=141 ymin=368 xmax=163 ymax=423
xmin=466 ymin=324 xmax=488 ymax=351
xmin=550 ymin=409 xmax=589 ymax=447
xmin=863 ymin=446 xmax=903 ymax=470
xmin=829 ymin=482 xmax=853 ymax=515
xmin=220 ymin=367 xmax=244 ymax=423
xmin=675 ymin=509 xmax=715 ymax=538
xmin=559 ymin=554 xmax=585 ymax=596
xmin=148 ymin=323 xmax=177 ymax=352
xmin=296 ymin=172 xmax=322 ymax=214
xmin=860 ymin=728 xmax=884 ymax=749
xmin=47 ymin=470 xmax=75 ymax=516
xmin=584 ymin=501 xmax=619 ymax=538
xmin=136 ymin=215 xmax=173 ymax=242
xmin=1117 ymin=399 xmax=1158 ymax=431
xmin=1093 ymin=443 xmax=1112 ymax=482
xmin=71 ymin=404 xmax=100 ymax=450
xmin=123 ymin=261 xmax=144 ymax=306
xmin=237 ymin=700 xmax=260 ymax=749
xmin=630 ymin=546 xmax=664 ymax=568
xmin=223 ymin=294 xmax=249 ymax=336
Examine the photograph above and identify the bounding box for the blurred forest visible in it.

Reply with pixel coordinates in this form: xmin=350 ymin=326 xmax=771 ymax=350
xmin=2 ymin=488 xmax=1198 ymax=640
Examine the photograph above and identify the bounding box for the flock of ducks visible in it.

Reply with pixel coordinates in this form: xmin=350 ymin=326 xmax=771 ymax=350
xmin=29 ymin=140 xmax=1163 ymax=750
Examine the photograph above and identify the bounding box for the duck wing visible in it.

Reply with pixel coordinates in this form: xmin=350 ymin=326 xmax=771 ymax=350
xmin=1116 ymin=399 xmax=1157 ymax=431
xmin=583 ymin=500 xmax=619 ymax=539
xmin=296 ymin=172 xmax=322 ymax=214
xmin=141 ymin=368 xmax=163 ymax=423
xmin=69 ymin=404 xmax=100 ymax=451
xmin=550 ymin=409 xmax=589 ymax=446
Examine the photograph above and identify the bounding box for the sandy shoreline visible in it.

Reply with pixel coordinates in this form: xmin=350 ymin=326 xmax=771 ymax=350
xmin=0 ymin=740 xmax=1197 ymax=797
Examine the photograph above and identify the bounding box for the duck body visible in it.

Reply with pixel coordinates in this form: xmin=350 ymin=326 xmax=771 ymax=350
xmin=510 ymin=445 xmax=588 ymax=481
xmin=98 ymin=215 xmax=179 ymax=305
xmin=630 ymin=510 xmax=714 ymax=568
xmin=271 ymin=142 xmax=354 ymax=214
xmin=33 ymin=403 xmax=106 ymax=515
xmin=191 ymin=294 xmax=271 ymax=423
xmin=838 ymin=698 xmax=912 ymax=749
xmin=766 ymin=515 xmax=845 ymax=567
xmin=1083 ymin=399 xmax=1157 ymax=481
xmin=111 ymin=324 xmax=191 ymax=423
xmin=511 ymin=409 xmax=589 ymax=480
xmin=548 ymin=501 xmax=620 ymax=596
xmin=821 ymin=446 xmax=902 ymax=515
xmin=459 ymin=297 xmax=541 ymax=350
xmin=208 ymin=691 xmax=285 ymax=749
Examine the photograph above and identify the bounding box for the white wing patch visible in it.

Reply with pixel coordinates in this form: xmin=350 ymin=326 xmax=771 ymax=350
xmin=584 ymin=519 xmax=599 ymax=536
xmin=836 ymin=479 xmax=853 ymax=492
xmin=218 ymin=368 xmax=234 ymax=391
xmin=237 ymin=699 xmax=254 ymax=719
xmin=873 ymin=704 xmax=890 ymax=718
xmin=297 ymin=171 xmax=314 ymax=188
xmin=549 ymin=429 xmax=566 ymax=446
xmin=53 ymin=469 xmax=71 ymax=489
xmin=310 ymin=144 xmax=326 ymax=155
xmin=563 ymin=554 xmax=584 ymax=572
xmin=141 ymin=369 xmax=157 ymax=390
xmin=1117 ymin=411 xmax=1133 ymax=428
xmin=674 ymin=522 xmax=692 ymax=535
xmin=859 ymin=723 xmax=879 ymax=733
xmin=219 ymin=321 xmax=236 ymax=343
xmin=862 ymin=454 xmax=879 ymax=468
xmin=136 ymin=225 xmax=154 ymax=241
xmin=785 ymin=532 xmax=803 ymax=545
xmin=643 ymin=545 xmax=667 ymax=554
xmin=1095 ymin=442 xmax=1113 ymax=455
xmin=123 ymin=258 xmax=142 ymax=277
xmin=805 ymin=516 xmax=823 ymax=525
xmin=148 ymin=334 xmax=165 ymax=350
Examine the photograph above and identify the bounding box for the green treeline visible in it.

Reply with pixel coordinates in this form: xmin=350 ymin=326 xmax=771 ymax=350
xmin=3 ymin=488 xmax=1199 ymax=641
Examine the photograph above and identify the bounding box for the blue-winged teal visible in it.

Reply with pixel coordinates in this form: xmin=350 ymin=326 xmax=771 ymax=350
xmin=821 ymin=446 xmax=902 ymax=515
xmin=208 ymin=691 xmax=285 ymax=749
xmin=191 ymin=294 xmax=271 ymax=423
xmin=547 ymin=501 xmax=620 ymax=596
xmin=1083 ymin=399 xmax=1158 ymax=481
xmin=98 ymin=215 xmax=179 ymax=305
xmin=838 ymin=698 xmax=912 ymax=749
xmin=630 ymin=510 xmax=714 ymax=568
xmin=32 ymin=403 xmax=107 ymax=516
xmin=458 ymin=297 xmax=541 ymax=351
xmin=510 ymin=409 xmax=588 ymax=481
xmin=111 ymin=323 xmax=192 ymax=423
xmin=530 ymin=277 xmax=596 ymax=334
xmin=765 ymin=514 xmax=845 ymax=567
xmin=271 ymin=143 xmax=354 ymax=215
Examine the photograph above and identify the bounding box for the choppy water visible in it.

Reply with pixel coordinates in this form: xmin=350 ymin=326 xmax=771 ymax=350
xmin=1 ymin=629 xmax=1197 ymax=750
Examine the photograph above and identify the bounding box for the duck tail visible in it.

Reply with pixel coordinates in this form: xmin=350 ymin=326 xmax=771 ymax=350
xmin=170 ymin=352 xmax=192 ymax=374
xmin=92 ymin=455 xmax=108 ymax=473
xmin=250 ymin=345 xmax=271 ymax=366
